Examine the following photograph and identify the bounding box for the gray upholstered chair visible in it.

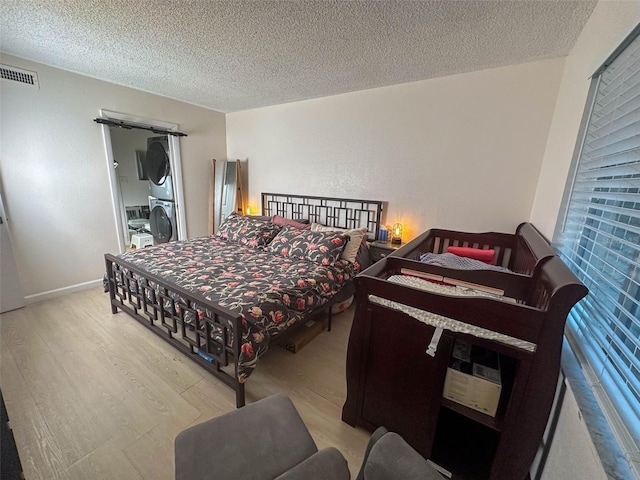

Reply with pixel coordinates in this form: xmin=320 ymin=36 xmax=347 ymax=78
xmin=175 ymin=394 xmax=441 ymax=480
xmin=356 ymin=426 xmax=442 ymax=480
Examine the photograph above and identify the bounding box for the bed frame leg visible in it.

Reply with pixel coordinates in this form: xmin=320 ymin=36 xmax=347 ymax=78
xmin=236 ymin=383 xmax=246 ymax=408
xmin=328 ymin=305 xmax=333 ymax=332
xmin=105 ymin=257 xmax=118 ymax=314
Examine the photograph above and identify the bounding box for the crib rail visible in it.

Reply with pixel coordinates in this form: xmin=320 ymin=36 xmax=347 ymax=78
xmin=391 ymin=222 xmax=554 ymax=275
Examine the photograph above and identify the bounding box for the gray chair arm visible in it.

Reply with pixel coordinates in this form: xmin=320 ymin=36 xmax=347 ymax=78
xmin=357 ymin=428 xmax=442 ymax=480
xmin=274 ymin=447 xmax=350 ymax=480
xmin=356 ymin=427 xmax=389 ymax=480
xmin=175 ymin=394 xmax=317 ymax=480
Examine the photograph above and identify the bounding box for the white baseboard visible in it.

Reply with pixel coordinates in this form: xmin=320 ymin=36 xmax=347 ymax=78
xmin=25 ymin=279 xmax=103 ymax=305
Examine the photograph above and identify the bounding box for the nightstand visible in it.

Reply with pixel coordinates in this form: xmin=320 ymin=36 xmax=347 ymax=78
xmin=369 ymin=241 xmax=402 ymax=264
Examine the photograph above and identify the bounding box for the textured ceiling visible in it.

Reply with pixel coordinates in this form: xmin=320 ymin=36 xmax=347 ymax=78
xmin=0 ymin=1 xmax=596 ymax=113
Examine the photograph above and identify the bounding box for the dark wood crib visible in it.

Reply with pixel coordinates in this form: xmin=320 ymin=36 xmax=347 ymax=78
xmin=342 ymin=224 xmax=587 ymax=480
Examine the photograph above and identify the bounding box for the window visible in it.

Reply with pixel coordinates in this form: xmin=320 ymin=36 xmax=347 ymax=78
xmin=554 ymin=27 xmax=640 ymax=470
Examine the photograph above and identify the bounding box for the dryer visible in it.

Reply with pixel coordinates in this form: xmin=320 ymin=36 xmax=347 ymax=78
xmin=145 ymin=136 xmax=174 ymax=200
xmin=149 ymin=197 xmax=177 ymax=244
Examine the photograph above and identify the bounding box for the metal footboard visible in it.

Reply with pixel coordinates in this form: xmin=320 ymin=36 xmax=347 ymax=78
xmin=105 ymin=253 xmax=246 ymax=407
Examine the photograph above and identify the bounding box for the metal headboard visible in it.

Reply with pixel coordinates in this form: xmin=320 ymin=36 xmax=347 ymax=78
xmin=261 ymin=193 xmax=384 ymax=241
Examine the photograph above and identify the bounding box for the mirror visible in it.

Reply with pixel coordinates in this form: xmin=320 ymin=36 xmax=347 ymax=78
xmin=220 ymin=160 xmax=237 ymax=223
xmin=213 ymin=159 xmax=244 ymax=231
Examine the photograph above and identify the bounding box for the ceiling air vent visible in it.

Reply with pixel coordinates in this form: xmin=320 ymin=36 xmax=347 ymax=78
xmin=0 ymin=64 xmax=39 ymax=88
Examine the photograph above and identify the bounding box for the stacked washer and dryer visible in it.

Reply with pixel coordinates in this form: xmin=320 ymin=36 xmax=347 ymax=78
xmin=145 ymin=136 xmax=177 ymax=244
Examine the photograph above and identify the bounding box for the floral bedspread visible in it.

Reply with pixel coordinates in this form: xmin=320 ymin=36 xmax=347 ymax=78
xmin=115 ymin=236 xmax=357 ymax=381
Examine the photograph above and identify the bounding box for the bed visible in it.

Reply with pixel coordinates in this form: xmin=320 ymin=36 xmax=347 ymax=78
xmin=341 ymin=224 xmax=587 ymax=479
xmin=105 ymin=193 xmax=383 ymax=407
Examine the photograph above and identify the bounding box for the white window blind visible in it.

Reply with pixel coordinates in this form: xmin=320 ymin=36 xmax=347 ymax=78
xmin=554 ymin=30 xmax=640 ymax=455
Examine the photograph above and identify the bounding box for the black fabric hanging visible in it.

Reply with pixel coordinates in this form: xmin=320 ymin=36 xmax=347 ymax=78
xmin=145 ymin=140 xmax=170 ymax=185
xmin=150 ymin=206 xmax=172 ymax=243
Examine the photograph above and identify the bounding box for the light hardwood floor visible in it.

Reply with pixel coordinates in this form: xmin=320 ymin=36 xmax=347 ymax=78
xmin=0 ymin=287 xmax=371 ymax=479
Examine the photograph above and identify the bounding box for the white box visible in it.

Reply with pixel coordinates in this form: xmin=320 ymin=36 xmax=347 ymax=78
xmin=443 ymin=363 xmax=502 ymax=417
xmin=131 ymin=233 xmax=154 ymax=249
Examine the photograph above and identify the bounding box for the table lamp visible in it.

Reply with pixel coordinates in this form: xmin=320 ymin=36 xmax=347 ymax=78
xmin=391 ymin=223 xmax=403 ymax=245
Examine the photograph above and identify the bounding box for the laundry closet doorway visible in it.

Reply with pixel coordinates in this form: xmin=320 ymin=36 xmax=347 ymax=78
xmin=98 ymin=110 xmax=187 ymax=253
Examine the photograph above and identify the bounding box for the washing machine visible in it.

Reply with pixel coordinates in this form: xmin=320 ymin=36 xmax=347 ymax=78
xmin=149 ymin=196 xmax=177 ymax=244
xmin=145 ymin=136 xmax=174 ymax=200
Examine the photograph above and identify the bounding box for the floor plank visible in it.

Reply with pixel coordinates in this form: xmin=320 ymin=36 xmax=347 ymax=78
xmin=15 ymin=349 xmax=113 ymax=467
xmin=111 ymin=318 xmax=204 ymax=394
xmin=180 ymin=376 xmax=237 ymax=426
xmin=0 ymin=287 xmax=370 ymax=479
xmin=0 ymin=349 xmax=68 ymax=480
xmin=63 ymin=439 xmax=144 ymax=480
xmin=123 ymin=425 xmax=176 ymax=480
xmin=97 ymin=339 xmax=201 ymax=436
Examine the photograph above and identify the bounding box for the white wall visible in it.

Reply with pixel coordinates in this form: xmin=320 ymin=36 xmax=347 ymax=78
xmin=0 ymin=54 xmax=226 ymax=298
xmin=227 ymin=58 xmax=565 ymax=240
xmin=530 ymin=1 xmax=640 ymax=238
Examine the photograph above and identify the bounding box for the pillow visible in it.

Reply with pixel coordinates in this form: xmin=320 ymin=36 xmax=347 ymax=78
xmin=272 ymin=215 xmax=311 ymax=230
xmin=310 ymin=223 xmax=367 ymax=264
xmin=355 ymin=240 xmax=371 ymax=270
xmin=447 ymin=246 xmax=496 ymax=265
xmin=267 ymin=226 xmax=348 ymax=265
xmin=216 ymin=212 xmax=281 ymax=247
